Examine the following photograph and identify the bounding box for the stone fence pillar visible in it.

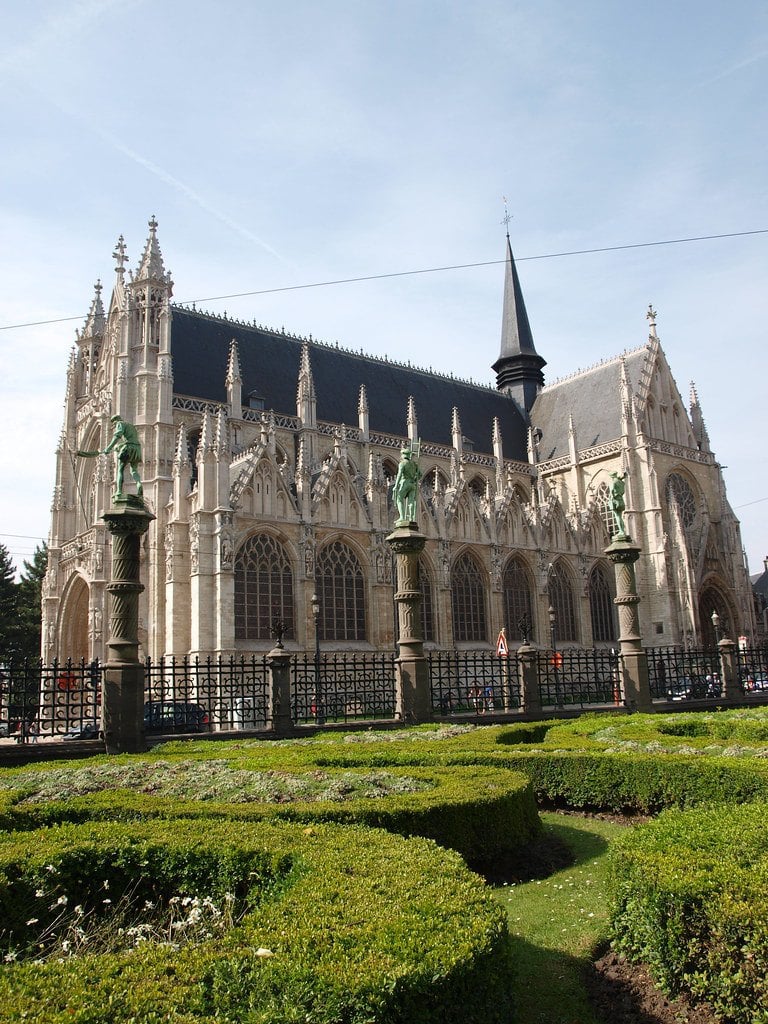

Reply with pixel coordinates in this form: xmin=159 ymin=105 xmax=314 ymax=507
xmin=516 ymin=643 xmax=542 ymax=716
xmin=268 ymin=645 xmax=294 ymax=736
xmin=718 ymin=638 xmax=740 ymax=702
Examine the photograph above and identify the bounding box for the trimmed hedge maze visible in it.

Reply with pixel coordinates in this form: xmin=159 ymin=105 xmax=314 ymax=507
xmin=0 ymin=758 xmax=536 ymax=1022
xmin=0 ymin=819 xmax=513 ymax=1024
xmin=4 ymin=709 xmax=768 ymax=1020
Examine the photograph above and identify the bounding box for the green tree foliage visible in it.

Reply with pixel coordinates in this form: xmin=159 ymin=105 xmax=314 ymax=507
xmin=16 ymin=543 xmax=47 ymax=662
xmin=0 ymin=543 xmax=20 ymax=663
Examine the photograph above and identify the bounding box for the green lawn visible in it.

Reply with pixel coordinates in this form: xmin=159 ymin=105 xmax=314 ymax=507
xmin=493 ymin=813 xmax=628 ymax=1024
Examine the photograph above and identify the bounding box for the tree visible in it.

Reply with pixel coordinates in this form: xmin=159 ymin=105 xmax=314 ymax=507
xmin=16 ymin=543 xmax=48 ymax=662
xmin=0 ymin=542 xmax=20 ymax=664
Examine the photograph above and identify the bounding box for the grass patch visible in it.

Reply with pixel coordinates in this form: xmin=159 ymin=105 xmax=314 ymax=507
xmin=493 ymin=813 xmax=628 ymax=1024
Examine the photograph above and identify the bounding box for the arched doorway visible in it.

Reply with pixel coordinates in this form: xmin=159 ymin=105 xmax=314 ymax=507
xmin=59 ymin=575 xmax=90 ymax=662
xmin=698 ymin=585 xmax=735 ymax=649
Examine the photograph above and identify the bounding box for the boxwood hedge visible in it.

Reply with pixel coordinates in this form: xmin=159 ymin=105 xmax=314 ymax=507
xmin=608 ymin=801 xmax=768 ymax=1023
xmin=0 ymin=764 xmax=540 ymax=868
xmin=0 ymin=817 xmax=514 ymax=1024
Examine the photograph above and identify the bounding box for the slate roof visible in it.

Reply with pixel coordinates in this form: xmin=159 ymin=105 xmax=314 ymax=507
xmin=531 ymin=346 xmax=649 ymax=461
xmin=170 ymin=307 xmax=530 ymax=458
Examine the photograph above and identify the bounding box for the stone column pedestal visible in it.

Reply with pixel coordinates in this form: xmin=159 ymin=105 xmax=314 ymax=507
xmin=101 ymin=499 xmax=155 ymax=753
xmin=606 ymin=536 xmax=653 ymax=714
xmin=386 ymin=523 xmax=432 ymax=724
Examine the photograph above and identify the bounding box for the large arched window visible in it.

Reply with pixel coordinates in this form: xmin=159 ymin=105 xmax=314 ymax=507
xmin=503 ymin=556 xmax=535 ymax=642
xmin=419 ymin=558 xmax=435 ymax=643
xmin=588 ymin=564 xmax=616 ymax=643
xmin=451 ymin=551 xmax=488 ymax=643
xmin=316 ymin=541 xmax=366 ymax=641
xmin=549 ymin=561 xmax=578 ymax=643
xmin=235 ymin=534 xmax=294 ymax=641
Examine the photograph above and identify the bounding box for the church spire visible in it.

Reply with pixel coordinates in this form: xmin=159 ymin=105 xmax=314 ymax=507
xmin=492 ymin=231 xmax=545 ymax=415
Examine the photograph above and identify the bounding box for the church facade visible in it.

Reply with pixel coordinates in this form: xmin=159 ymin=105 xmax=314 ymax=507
xmin=42 ymin=219 xmax=756 ymax=663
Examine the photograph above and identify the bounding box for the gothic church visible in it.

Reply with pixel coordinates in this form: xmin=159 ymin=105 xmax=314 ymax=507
xmin=43 ymin=219 xmax=756 ymax=662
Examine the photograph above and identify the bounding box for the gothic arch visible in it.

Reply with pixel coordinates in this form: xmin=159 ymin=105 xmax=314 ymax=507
xmin=234 ymin=532 xmax=295 ymax=641
xmin=468 ymin=473 xmax=486 ymax=498
xmin=59 ymin=572 xmax=90 ymax=662
xmin=502 ymin=554 xmax=536 ymax=643
xmin=698 ymin=581 xmax=737 ymax=648
xmin=450 ymin=548 xmax=488 ymax=643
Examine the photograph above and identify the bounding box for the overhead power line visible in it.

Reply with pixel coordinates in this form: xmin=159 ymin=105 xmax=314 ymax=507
xmin=1 ymin=227 xmax=765 ymax=334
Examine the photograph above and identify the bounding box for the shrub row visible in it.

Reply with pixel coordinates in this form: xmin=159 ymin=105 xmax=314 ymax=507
xmin=0 ymin=817 xmax=514 ymax=1024
xmin=0 ymin=764 xmax=541 ymax=869
xmin=608 ymin=801 xmax=768 ymax=1023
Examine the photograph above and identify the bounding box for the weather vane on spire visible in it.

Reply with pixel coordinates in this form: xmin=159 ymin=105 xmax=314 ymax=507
xmin=501 ymin=196 xmax=512 ymax=235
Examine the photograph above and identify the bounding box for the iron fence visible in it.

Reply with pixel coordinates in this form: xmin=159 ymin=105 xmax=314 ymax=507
xmin=647 ymin=647 xmax=723 ymax=701
xmin=0 ymin=659 xmax=101 ymax=741
xmin=736 ymin=644 xmax=768 ymax=696
xmin=144 ymin=655 xmax=271 ymax=734
xmin=536 ymin=647 xmax=622 ymax=709
xmin=428 ymin=651 xmax=521 ymax=715
xmin=291 ymin=652 xmax=397 ymax=724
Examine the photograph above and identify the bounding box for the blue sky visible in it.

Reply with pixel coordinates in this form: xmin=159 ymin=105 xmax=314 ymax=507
xmin=1 ymin=0 xmax=766 ymax=579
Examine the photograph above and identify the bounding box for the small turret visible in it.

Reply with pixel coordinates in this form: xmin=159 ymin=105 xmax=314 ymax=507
xmin=689 ymin=382 xmax=711 ymax=453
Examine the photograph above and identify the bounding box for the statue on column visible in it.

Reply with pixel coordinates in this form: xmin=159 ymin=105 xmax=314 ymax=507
xmin=393 ymin=442 xmax=421 ymax=526
xmin=609 ymin=470 xmax=629 ymax=539
xmin=78 ymin=415 xmax=143 ymax=503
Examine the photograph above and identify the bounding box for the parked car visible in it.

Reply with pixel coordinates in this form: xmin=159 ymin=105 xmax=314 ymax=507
xmin=62 ymin=721 xmax=102 ymax=740
xmin=143 ymin=701 xmax=210 ymax=734
xmin=666 ymin=676 xmax=708 ymax=701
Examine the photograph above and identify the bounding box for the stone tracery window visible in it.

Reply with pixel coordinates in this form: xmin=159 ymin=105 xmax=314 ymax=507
xmin=503 ymin=556 xmax=535 ymax=643
xmin=451 ymin=551 xmax=487 ymax=643
xmin=419 ymin=559 xmax=435 ymax=643
xmin=235 ymin=534 xmax=294 ymax=640
xmin=596 ymin=481 xmax=614 ymax=538
xmin=316 ymin=541 xmax=366 ymax=641
xmin=588 ymin=564 xmax=616 ymax=643
xmin=666 ymin=473 xmax=697 ymax=531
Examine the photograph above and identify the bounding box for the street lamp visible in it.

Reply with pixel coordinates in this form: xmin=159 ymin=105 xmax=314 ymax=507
xmin=711 ymin=609 xmax=721 ymax=646
xmin=311 ymin=592 xmax=324 ymax=724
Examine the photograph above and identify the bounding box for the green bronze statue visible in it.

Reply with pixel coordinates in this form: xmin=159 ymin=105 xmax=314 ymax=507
xmin=609 ymin=470 xmax=628 ymax=539
xmin=393 ymin=443 xmax=421 ymax=526
xmin=77 ymin=415 xmax=143 ymax=501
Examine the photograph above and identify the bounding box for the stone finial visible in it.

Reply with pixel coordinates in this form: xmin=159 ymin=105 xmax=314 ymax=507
xmin=113 ymin=235 xmax=128 ymax=278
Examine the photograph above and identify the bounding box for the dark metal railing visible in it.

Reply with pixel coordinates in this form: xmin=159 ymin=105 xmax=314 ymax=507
xmin=647 ymin=646 xmax=723 ymax=701
xmin=291 ymin=652 xmax=397 ymax=724
xmin=536 ymin=647 xmax=622 ymax=709
xmin=144 ymin=655 xmax=271 ymax=733
xmin=0 ymin=659 xmax=101 ymax=741
xmin=428 ymin=651 xmax=521 ymax=715
xmin=736 ymin=644 xmax=768 ymax=695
